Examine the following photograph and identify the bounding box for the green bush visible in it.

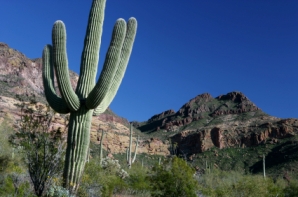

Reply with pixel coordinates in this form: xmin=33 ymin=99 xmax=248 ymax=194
xmin=0 ymin=162 xmax=34 ymax=197
xmin=0 ymin=119 xmax=14 ymax=172
xmin=0 ymin=119 xmax=35 ymax=196
xmin=126 ymin=163 xmax=151 ymax=195
xmin=149 ymin=156 xmax=198 ymax=197
xmin=284 ymin=179 xmax=298 ymax=197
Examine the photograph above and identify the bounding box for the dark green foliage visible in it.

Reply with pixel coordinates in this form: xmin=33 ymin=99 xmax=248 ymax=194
xmin=0 ymin=155 xmax=11 ymax=173
xmin=149 ymin=156 xmax=198 ymax=197
xmin=0 ymin=176 xmax=33 ymax=197
xmin=0 ymin=120 xmax=14 ymax=173
xmin=283 ymin=180 xmax=298 ymax=197
xmin=126 ymin=163 xmax=151 ymax=192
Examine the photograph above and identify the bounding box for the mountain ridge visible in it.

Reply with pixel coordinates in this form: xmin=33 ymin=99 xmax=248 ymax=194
xmin=1 ymin=42 xmax=298 ymax=170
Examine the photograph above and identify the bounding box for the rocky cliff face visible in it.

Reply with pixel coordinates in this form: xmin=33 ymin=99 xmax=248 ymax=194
xmin=1 ymin=42 xmax=298 ymax=159
xmin=171 ymin=118 xmax=298 ymax=157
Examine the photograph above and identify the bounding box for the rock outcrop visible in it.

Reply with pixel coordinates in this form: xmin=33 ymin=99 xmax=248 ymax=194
xmin=171 ymin=118 xmax=298 ymax=156
xmin=137 ymin=91 xmax=264 ymax=132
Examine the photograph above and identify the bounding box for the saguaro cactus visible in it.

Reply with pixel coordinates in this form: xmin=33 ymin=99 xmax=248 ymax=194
xmin=126 ymin=123 xmax=139 ymax=168
xmin=42 ymin=0 xmax=137 ymax=193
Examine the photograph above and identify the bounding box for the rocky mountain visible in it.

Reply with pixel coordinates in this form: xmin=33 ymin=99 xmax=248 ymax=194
xmin=133 ymin=91 xmax=298 ymax=159
xmin=1 ymin=42 xmax=298 ymax=166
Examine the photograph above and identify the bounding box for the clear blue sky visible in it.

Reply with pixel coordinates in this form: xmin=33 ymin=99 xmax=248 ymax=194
xmin=1 ymin=1 xmax=298 ymax=121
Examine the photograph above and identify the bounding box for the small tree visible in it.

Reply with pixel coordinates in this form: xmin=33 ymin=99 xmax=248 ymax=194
xmin=11 ymin=101 xmax=66 ymax=197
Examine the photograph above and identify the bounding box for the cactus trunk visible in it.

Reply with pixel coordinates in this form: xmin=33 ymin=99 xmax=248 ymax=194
xmin=132 ymin=135 xmax=139 ymax=164
xmin=128 ymin=123 xmax=133 ymax=168
xmin=127 ymin=123 xmax=138 ymax=169
xmin=63 ymin=108 xmax=93 ymax=192
xmin=42 ymin=0 xmax=137 ymax=194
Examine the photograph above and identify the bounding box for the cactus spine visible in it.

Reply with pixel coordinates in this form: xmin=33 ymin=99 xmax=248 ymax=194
xmin=127 ymin=123 xmax=139 ymax=168
xmin=42 ymin=0 xmax=137 ymax=193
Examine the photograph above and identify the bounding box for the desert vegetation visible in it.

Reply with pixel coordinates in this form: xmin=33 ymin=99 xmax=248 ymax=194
xmin=0 ymin=103 xmax=298 ymax=197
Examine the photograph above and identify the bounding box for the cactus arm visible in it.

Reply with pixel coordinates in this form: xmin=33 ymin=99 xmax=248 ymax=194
xmin=42 ymin=44 xmax=70 ymax=114
xmin=92 ymin=18 xmax=137 ymax=115
xmin=132 ymin=135 xmax=139 ymax=164
xmin=52 ymin=21 xmax=80 ymax=111
xmin=86 ymin=19 xmax=126 ymax=109
xmin=92 ymin=105 xmax=103 ymax=116
xmin=76 ymin=0 xmax=106 ymax=98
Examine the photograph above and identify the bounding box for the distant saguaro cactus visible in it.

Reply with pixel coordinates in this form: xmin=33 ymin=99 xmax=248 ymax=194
xmin=42 ymin=0 xmax=137 ymax=194
xmin=126 ymin=123 xmax=139 ymax=168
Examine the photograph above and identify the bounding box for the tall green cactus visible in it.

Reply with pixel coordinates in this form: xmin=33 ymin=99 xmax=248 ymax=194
xmin=42 ymin=0 xmax=137 ymax=193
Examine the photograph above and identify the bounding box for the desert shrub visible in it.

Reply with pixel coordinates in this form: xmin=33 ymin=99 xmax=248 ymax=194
xmin=0 ymin=119 xmax=35 ymax=196
xmin=149 ymin=156 xmax=198 ymax=197
xmin=101 ymin=157 xmax=129 ymax=179
xmin=0 ymin=176 xmax=32 ymax=197
xmin=125 ymin=163 xmax=151 ymax=195
xmin=46 ymin=184 xmax=72 ymax=197
xmin=284 ymin=179 xmax=298 ymax=197
xmin=78 ymin=157 xmax=128 ymax=197
xmin=231 ymin=175 xmax=283 ymax=197
xmin=0 ymin=163 xmax=34 ymax=197
xmin=0 ymin=119 xmax=14 ymax=172
xmin=197 ymin=169 xmax=286 ymax=197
